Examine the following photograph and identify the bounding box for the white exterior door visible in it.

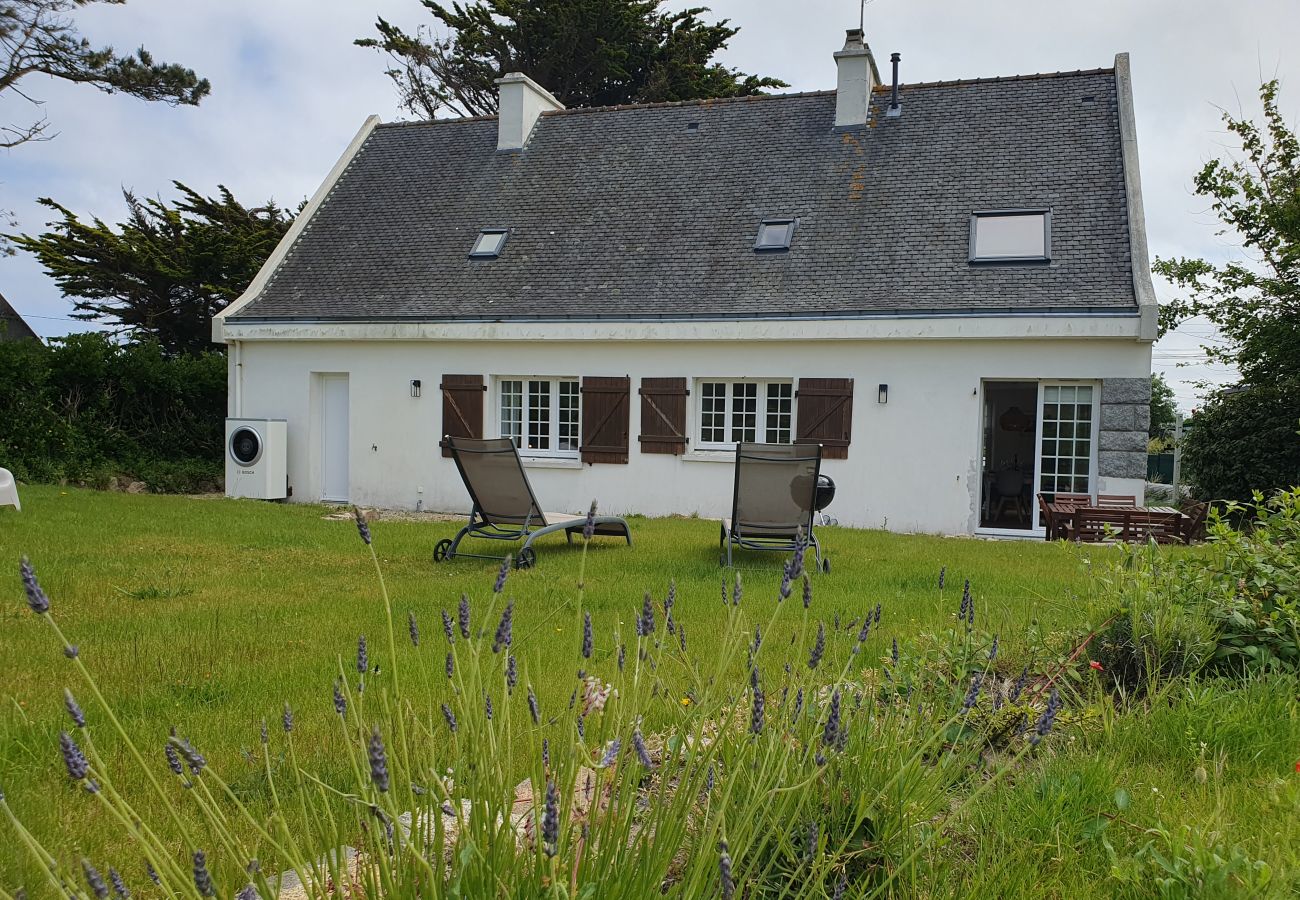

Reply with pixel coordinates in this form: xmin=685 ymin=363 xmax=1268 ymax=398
xmin=1032 ymin=382 xmax=1100 ymax=528
xmin=321 ymin=374 xmax=350 ymax=502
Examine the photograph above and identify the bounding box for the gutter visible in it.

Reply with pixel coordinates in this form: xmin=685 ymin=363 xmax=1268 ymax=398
xmin=227 ymin=307 xmax=1142 ymax=327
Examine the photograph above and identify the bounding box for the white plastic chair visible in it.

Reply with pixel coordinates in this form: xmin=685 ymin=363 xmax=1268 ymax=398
xmin=0 ymin=468 xmax=20 ymax=511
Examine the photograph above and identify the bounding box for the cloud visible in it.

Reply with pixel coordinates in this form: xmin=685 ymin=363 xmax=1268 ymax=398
xmin=3 ymin=0 xmax=1296 ymax=412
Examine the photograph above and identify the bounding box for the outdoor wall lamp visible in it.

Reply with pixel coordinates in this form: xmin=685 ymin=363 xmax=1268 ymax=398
xmin=878 ymin=383 xmax=889 ymax=404
xmin=410 ymin=379 xmax=422 ymax=398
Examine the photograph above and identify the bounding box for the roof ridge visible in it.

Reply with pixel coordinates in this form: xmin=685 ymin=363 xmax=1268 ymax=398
xmin=875 ymin=66 xmax=1115 ymax=92
xmin=374 ymin=68 xmax=1116 ymax=129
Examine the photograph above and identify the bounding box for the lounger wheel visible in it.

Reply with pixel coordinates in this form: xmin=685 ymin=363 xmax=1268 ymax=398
xmin=820 ymin=557 xmax=831 ymax=574
xmin=433 ymin=538 xmax=453 ymax=563
xmin=515 ymin=547 xmax=537 ymax=570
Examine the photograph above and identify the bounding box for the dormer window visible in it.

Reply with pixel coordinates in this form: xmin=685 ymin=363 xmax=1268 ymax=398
xmin=754 ymin=219 xmax=795 ymax=251
xmin=470 ymin=228 xmax=509 ymax=258
xmin=970 ymin=210 xmax=1050 ymax=263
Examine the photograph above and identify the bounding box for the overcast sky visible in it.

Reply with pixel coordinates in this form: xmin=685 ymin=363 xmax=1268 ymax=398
xmin=3 ymin=0 xmax=1296 ymax=412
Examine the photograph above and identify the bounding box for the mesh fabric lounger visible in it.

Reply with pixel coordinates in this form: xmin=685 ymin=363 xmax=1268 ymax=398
xmin=720 ymin=442 xmax=828 ymax=572
xmin=436 ymin=437 xmax=632 ymax=569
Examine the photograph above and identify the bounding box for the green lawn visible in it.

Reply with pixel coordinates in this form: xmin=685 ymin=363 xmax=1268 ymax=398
xmin=1 ymin=485 xmax=1296 ymax=896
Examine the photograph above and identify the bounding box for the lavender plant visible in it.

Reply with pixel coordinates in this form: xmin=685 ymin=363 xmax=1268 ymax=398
xmin=4 ymin=520 xmax=1068 ymax=900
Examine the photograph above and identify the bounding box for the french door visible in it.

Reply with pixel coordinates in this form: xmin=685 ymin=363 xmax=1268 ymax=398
xmin=1032 ymin=382 xmax=1099 ymax=529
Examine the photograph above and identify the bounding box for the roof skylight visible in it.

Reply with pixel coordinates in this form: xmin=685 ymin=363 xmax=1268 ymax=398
xmin=470 ymin=228 xmax=508 ymax=258
xmin=754 ymin=219 xmax=795 ymax=252
xmin=969 ymin=211 xmax=1050 ymax=263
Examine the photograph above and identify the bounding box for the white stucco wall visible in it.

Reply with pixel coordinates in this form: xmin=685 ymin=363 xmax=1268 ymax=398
xmin=226 ymin=332 xmax=1151 ymax=535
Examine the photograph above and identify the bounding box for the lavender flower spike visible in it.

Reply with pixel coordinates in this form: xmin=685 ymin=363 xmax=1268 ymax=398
xmin=1031 ymin=689 xmax=1062 ymax=746
xmin=19 ymin=557 xmax=49 ymax=614
xmin=541 ymin=779 xmax=560 ymax=857
xmin=802 ymin=572 xmax=812 ymax=610
xmin=808 ymin=621 xmax=825 ymax=670
xmin=60 ymin=731 xmax=89 ymax=782
xmin=439 ymin=608 xmax=453 ymax=644
xmin=282 ymin=703 xmax=293 ymax=733
xmin=582 ymin=611 xmax=593 ymax=659
xmin=193 ymin=851 xmax=214 ymax=898
xmin=528 ymin=685 xmax=540 ymax=724
xmin=988 ymin=633 xmax=999 ymax=662
xmin=632 ymin=729 xmax=654 ymax=769
xmin=1009 ymin=665 xmax=1029 ymax=703
xmin=492 ymin=601 xmax=513 ymax=652
xmin=83 ymin=859 xmax=109 ymax=900
xmin=352 ymin=507 xmax=372 ymax=545
xmin=64 ymin=688 xmax=85 ymax=729
xmin=236 ymin=885 xmax=258 ymax=900
xmin=961 ymin=673 xmax=983 ymax=714
xmin=750 ymin=673 xmax=765 ymax=735
xmin=441 ymin=703 xmax=457 ymax=733
xmin=493 ymin=556 xmax=510 ymax=594
xmin=109 ymin=867 xmax=130 ymax=899
xmin=719 ymin=841 xmax=736 ymax=900
xmin=458 ymin=593 xmax=471 ymax=639
xmin=598 ymin=738 xmax=621 ymax=768
xmin=938 ymin=566 xmax=946 ymax=590
xmin=333 ymin=681 xmax=347 ymax=718
xmin=732 ymin=572 xmax=743 ymax=606
xmin=582 ymin=499 xmax=598 ymax=541
xmin=639 ymin=592 xmax=655 ymax=636
xmin=506 ymin=654 xmax=518 ymax=693
xmin=356 ymin=635 xmax=368 ymax=675
xmin=821 ymin=690 xmax=841 ymax=748
xmin=368 ymin=726 xmax=390 ymax=792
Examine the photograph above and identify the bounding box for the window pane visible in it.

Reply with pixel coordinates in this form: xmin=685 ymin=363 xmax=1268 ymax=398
xmin=701 ymin=382 xmax=726 ymax=444
xmin=472 ymin=230 xmax=506 ymax=256
xmin=558 ymin=381 xmax=580 ymax=451
xmin=765 ymin=382 xmax=793 ymax=443
xmin=500 ymin=380 xmax=523 ymax=447
xmin=973 ymin=213 xmax=1046 ymax=259
xmin=756 ymin=221 xmax=792 ymax=249
xmin=731 ymin=383 xmax=758 ymax=443
xmin=527 ymin=380 xmax=550 ymax=450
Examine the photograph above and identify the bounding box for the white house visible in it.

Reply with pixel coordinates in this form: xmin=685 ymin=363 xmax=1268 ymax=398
xmin=215 ymin=30 xmax=1156 ymax=537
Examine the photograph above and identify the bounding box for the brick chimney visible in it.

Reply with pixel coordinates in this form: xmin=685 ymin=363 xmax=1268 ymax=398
xmin=834 ymin=29 xmax=878 ymax=128
xmin=496 ymin=72 xmax=565 ymax=151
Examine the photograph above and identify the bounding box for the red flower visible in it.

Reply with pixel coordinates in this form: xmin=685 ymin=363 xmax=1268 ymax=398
xmin=1089 ymin=661 xmax=1104 ymax=672
xmin=1294 ymin=760 xmax=1299 ymax=773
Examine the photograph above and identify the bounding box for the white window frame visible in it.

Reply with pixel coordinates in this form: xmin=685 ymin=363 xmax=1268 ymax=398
xmin=969 ymin=209 xmax=1051 ymax=263
xmin=1033 ymin=381 xmax=1100 ymax=525
xmin=494 ymin=376 xmax=581 ymax=459
xmin=694 ymin=379 xmax=795 ymax=450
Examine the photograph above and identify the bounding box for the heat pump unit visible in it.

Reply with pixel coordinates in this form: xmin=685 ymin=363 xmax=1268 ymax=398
xmin=225 ymin=418 xmax=287 ymax=500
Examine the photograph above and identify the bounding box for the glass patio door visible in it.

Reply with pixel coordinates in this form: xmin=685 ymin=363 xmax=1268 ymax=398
xmin=1035 ymin=383 xmax=1098 ymax=522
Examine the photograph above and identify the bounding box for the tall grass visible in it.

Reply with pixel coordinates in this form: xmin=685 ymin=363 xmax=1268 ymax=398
xmin=5 ymin=508 xmax=1069 ymax=898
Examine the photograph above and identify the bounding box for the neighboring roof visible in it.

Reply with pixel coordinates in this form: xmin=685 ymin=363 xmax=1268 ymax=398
xmin=233 ymin=68 xmax=1137 ymax=323
xmin=0 ymin=292 xmax=38 ymax=342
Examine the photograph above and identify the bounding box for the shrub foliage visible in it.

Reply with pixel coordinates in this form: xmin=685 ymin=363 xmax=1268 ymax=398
xmin=0 ymin=333 xmax=225 ymax=491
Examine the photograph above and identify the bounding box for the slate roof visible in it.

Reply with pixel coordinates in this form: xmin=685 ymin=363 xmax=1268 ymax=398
xmin=233 ymin=68 xmax=1138 ymax=322
xmin=0 ymin=292 xmax=38 ymax=342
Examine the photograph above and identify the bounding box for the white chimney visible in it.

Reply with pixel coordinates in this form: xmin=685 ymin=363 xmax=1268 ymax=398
xmin=834 ymin=29 xmax=878 ymax=128
xmin=495 ymin=72 xmax=564 ymax=151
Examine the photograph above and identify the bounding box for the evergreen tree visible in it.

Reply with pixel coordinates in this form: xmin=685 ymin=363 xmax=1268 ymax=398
xmin=1 ymin=0 xmax=210 ymax=149
xmin=11 ymin=184 xmax=294 ymax=356
xmin=356 ymin=0 xmax=786 ymax=119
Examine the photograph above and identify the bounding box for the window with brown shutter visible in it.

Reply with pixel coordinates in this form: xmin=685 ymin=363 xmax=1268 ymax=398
xmin=580 ymin=376 xmax=630 ymax=464
xmin=795 ymin=378 xmax=853 ymax=459
xmin=440 ymin=374 xmax=485 ymax=457
xmin=638 ymin=377 xmax=689 ymax=454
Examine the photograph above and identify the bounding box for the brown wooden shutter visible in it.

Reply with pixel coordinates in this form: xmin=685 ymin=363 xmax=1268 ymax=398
xmin=638 ymin=377 xmax=689 ymax=455
xmin=580 ymin=376 xmax=630 ymax=464
xmin=795 ymin=378 xmax=853 ymax=459
xmin=440 ymin=374 xmax=485 ymax=457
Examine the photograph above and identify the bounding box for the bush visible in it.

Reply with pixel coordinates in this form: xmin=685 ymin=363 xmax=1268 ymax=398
xmin=1181 ymin=381 xmax=1300 ymax=503
xmin=1197 ymin=490 xmax=1300 ymax=674
xmin=0 ymin=334 xmax=225 ymax=492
